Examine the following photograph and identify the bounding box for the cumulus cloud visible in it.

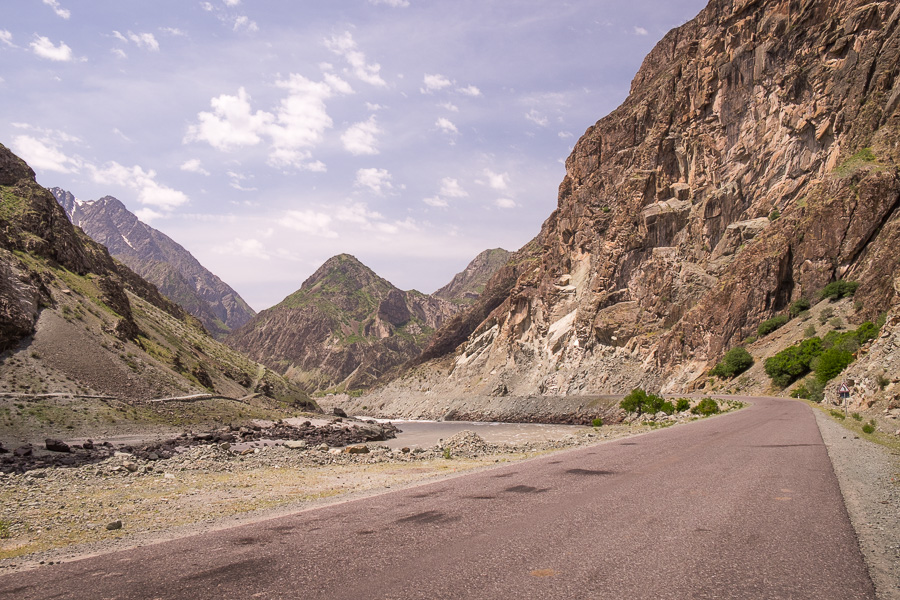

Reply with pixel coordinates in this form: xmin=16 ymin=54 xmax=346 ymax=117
xmin=0 ymin=31 xmax=14 ymax=47
xmin=423 ymin=196 xmax=448 ymax=208
xmin=227 ymin=171 xmax=257 ymax=191
xmin=325 ymin=32 xmax=386 ymax=87
xmin=43 ymin=0 xmax=70 ymax=19
xmin=369 ymin=0 xmax=409 ymax=6
xmin=439 ymin=101 xmax=459 ymax=112
xmin=495 ymin=198 xmax=517 ymax=209
xmin=456 ymin=85 xmax=481 ymax=97
xmin=355 ymin=168 xmax=393 ymax=194
xmin=160 ymin=27 xmax=187 ymax=37
xmin=634 ymin=26 xmax=649 ymax=36
xmin=30 ymin=36 xmax=73 ymax=61
xmin=111 ymin=48 xmax=127 ymax=59
xmin=201 ymin=2 xmax=214 ymax=10
xmin=90 ymin=162 xmax=189 ymax=212
xmin=233 ymin=16 xmax=259 ymax=33
xmin=126 ymin=32 xmax=160 ymax=51
xmin=224 ymin=0 xmax=242 ymax=5
xmin=180 ymin=159 xmax=210 ymax=175
xmin=558 ymin=131 xmax=573 ymax=139
xmin=482 ymin=169 xmax=509 ymax=191
xmin=282 ymin=209 xmax=337 ymax=238
xmin=268 ymin=74 xmax=338 ymax=167
xmin=439 ymin=177 xmax=468 ymax=198
xmin=525 ymin=109 xmax=548 ymax=127
xmin=342 ymin=116 xmax=380 ymax=155
xmin=421 ymin=73 xmax=452 ymax=94
xmin=435 ymin=117 xmax=458 ymax=135
xmin=185 ymin=87 xmax=273 ymax=151
xmin=12 ymin=135 xmax=81 ymax=174
xmin=214 ymin=238 xmax=271 ymax=261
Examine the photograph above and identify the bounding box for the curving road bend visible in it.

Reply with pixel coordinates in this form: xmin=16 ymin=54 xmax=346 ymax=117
xmin=0 ymin=397 xmax=876 ymax=599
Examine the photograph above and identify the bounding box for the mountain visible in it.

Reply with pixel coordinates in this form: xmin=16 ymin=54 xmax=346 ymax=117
xmin=226 ymin=254 xmax=460 ymax=393
xmin=360 ymin=0 xmax=900 ymax=406
xmin=51 ymin=188 xmax=255 ymax=339
xmin=0 ymin=143 xmax=314 ymax=428
xmin=433 ymin=248 xmax=511 ymax=305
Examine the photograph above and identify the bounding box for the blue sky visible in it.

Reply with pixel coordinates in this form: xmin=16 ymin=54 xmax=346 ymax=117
xmin=2 ymin=0 xmax=708 ymax=310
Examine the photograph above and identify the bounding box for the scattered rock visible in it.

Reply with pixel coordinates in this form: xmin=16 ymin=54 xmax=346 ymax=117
xmin=218 ymin=443 xmax=231 ymax=451
xmin=45 ymin=439 xmax=71 ymax=453
xmin=105 ymin=520 xmax=122 ymax=531
xmin=332 ymin=407 xmax=348 ymax=418
xmin=344 ymin=445 xmax=370 ymax=454
xmin=283 ymin=441 xmax=307 ymax=450
xmin=123 ymin=462 xmax=138 ymax=473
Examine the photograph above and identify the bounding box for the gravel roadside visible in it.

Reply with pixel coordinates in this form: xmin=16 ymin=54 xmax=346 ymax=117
xmin=814 ymin=408 xmax=900 ymax=600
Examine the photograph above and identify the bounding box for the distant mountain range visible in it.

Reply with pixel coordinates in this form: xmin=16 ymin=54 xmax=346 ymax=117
xmin=52 ymin=188 xmax=255 ymax=339
xmin=226 ymin=250 xmax=510 ymax=394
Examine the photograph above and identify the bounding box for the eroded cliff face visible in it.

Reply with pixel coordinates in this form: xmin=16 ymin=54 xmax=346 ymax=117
xmin=376 ymin=0 xmax=900 ymax=400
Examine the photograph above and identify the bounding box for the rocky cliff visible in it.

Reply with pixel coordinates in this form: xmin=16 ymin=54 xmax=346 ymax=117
xmin=226 ymin=254 xmax=460 ymax=393
xmin=51 ymin=188 xmax=256 ymax=339
xmin=368 ymin=0 xmax=900 ymax=404
xmin=433 ymin=248 xmax=511 ymax=305
xmin=0 ymin=143 xmax=311 ymax=410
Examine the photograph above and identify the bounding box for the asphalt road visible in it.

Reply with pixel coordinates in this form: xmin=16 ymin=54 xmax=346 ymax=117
xmin=0 ymin=397 xmax=876 ymax=599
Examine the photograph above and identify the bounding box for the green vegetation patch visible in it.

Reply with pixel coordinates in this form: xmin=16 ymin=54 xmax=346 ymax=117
xmin=619 ymin=388 xmax=674 ymax=416
xmin=709 ymin=347 xmax=753 ymax=379
xmin=758 ymin=314 xmax=789 ymax=337
xmin=821 ymin=280 xmax=859 ymax=301
xmin=832 ymin=147 xmax=882 ymax=178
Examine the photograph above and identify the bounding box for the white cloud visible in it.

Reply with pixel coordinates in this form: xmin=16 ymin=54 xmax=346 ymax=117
xmin=456 ymin=85 xmax=481 ymax=97
xmin=558 ymin=131 xmax=573 ymax=139
xmin=90 ymin=162 xmax=189 ymax=211
xmin=423 ymin=196 xmax=448 ymax=208
xmin=365 ymin=102 xmax=384 ymax=111
xmin=111 ymin=48 xmax=127 ymax=59
xmin=495 ymin=198 xmax=517 ymax=209
xmin=325 ymin=31 xmax=386 ymax=87
xmin=0 ymin=31 xmax=14 ymax=47
xmin=341 ymin=116 xmax=380 ymax=155
xmin=11 ymin=135 xmax=81 ymax=174
xmin=634 ymin=26 xmax=649 ymax=36
xmin=233 ymin=16 xmax=259 ymax=33
xmin=227 ymin=170 xmax=257 ymax=191
xmin=439 ymin=177 xmax=468 ymax=198
xmin=30 ymin=36 xmax=73 ymax=62
xmin=369 ymin=0 xmax=410 ymax=6
xmin=185 ymin=87 xmax=274 ymax=151
xmin=224 ymin=0 xmax=242 ymax=5
xmin=112 ymin=128 xmax=132 ymax=142
xmin=323 ymin=73 xmax=354 ymax=95
xmin=282 ymin=209 xmax=337 ymax=238
xmin=129 ymin=32 xmax=160 ymax=51
xmin=181 ymin=159 xmax=210 ymax=176
xmin=355 ymin=168 xmax=393 ymax=194
xmin=43 ymin=0 xmax=70 ymax=19
xmin=201 ymin=2 xmax=214 ymax=10
xmin=214 ymin=238 xmax=271 ymax=261
xmin=435 ymin=117 xmax=458 ymax=135
xmin=421 ymin=73 xmax=452 ymax=94
xmin=439 ymin=102 xmax=459 ymax=112
xmin=135 ymin=208 xmax=165 ymax=223
xmin=525 ymin=109 xmax=548 ymax=127
xmin=160 ymin=27 xmax=187 ymax=37
xmin=112 ymin=31 xmax=128 ymax=43
xmin=334 ymin=202 xmax=410 ymax=235
xmin=483 ymin=169 xmax=509 ymax=191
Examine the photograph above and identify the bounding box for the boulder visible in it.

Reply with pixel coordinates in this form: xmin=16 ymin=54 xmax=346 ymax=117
xmin=45 ymin=439 xmax=71 ymax=453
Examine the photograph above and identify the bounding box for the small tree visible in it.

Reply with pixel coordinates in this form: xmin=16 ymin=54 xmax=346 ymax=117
xmin=758 ymin=314 xmax=789 ymax=337
xmin=710 ymin=347 xmax=754 ymax=379
xmin=789 ymin=298 xmax=811 ymax=318
xmin=821 ymin=280 xmax=859 ymax=301
xmin=620 ymin=388 xmax=667 ymax=416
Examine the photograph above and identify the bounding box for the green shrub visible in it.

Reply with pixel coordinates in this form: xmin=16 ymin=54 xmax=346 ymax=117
xmin=710 ymin=347 xmax=754 ymax=379
xmin=620 ymin=388 xmax=668 ymax=416
xmin=805 ymin=377 xmax=825 ymax=402
xmin=790 ymin=384 xmax=809 ymax=399
xmin=819 ymin=307 xmax=835 ymax=324
xmin=830 ymin=409 xmax=846 ymax=420
xmin=789 ymin=298 xmax=811 ymax=318
xmin=829 ymin=317 xmax=844 ymax=329
xmin=691 ymin=398 xmax=720 ymax=416
xmin=797 ymin=310 xmax=811 ymax=321
xmin=804 ymin=324 xmax=817 ymax=338
xmin=591 ymin=417 xmax=603 ymax=427
xmin=821 ymin=280 xmax=859 ymax=301
xmin=675 ymin=398 xmax=691 ymax=412
xmin=862 ymin=423 xmax=875 ymax=434
xmin=812 ymin=346 xmax=854 ymax=383
xmin=758 ymin=314 xmax=789 ymax=337
xmin=855 ymin=321 xmax=878 ymax=344
xmin=851 ymin=412 xmax=862 ymax=421
xmin=768 ymin=208 xmax=780 ymax=221
xmin=744 ymin=335 xmax=757 ymax=345
xmin=765 ymin=337 xmax=823 ymax=387
xmin=0 ymin=520 xmax=9 ymax=539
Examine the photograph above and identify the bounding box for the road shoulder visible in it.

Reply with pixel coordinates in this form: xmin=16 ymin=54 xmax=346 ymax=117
xmin=814 ymin=409 xmax=900 ymax=600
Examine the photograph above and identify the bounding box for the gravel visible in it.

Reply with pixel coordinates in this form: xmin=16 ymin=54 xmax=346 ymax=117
xmin=815 ymin=409 xmax=900 ymax=600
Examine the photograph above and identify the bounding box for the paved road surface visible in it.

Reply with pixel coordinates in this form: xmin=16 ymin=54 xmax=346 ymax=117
xmin=0 ymin=397 xmax=875 ymax=599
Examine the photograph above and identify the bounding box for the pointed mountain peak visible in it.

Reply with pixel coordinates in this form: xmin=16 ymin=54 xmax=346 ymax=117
xmin=300 ymin=253 xmax=386 ymax=292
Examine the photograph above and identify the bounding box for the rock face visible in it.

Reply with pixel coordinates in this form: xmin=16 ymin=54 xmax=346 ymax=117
xmin=51 ymin=188 xmax=255 ymax=339
xmin=372 ymin=0 xmax=900 ymax=401
xmin=0 ymin=143 xmax=310 ymax=407
xmin=226 ymin=254 xmax=460 ymax=393
xmin=433 ymin=248 xmax=511 ymax=305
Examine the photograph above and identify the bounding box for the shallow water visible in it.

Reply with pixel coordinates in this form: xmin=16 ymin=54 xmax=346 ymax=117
xmin=373 ymin=419 xmax=589 ymax=449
